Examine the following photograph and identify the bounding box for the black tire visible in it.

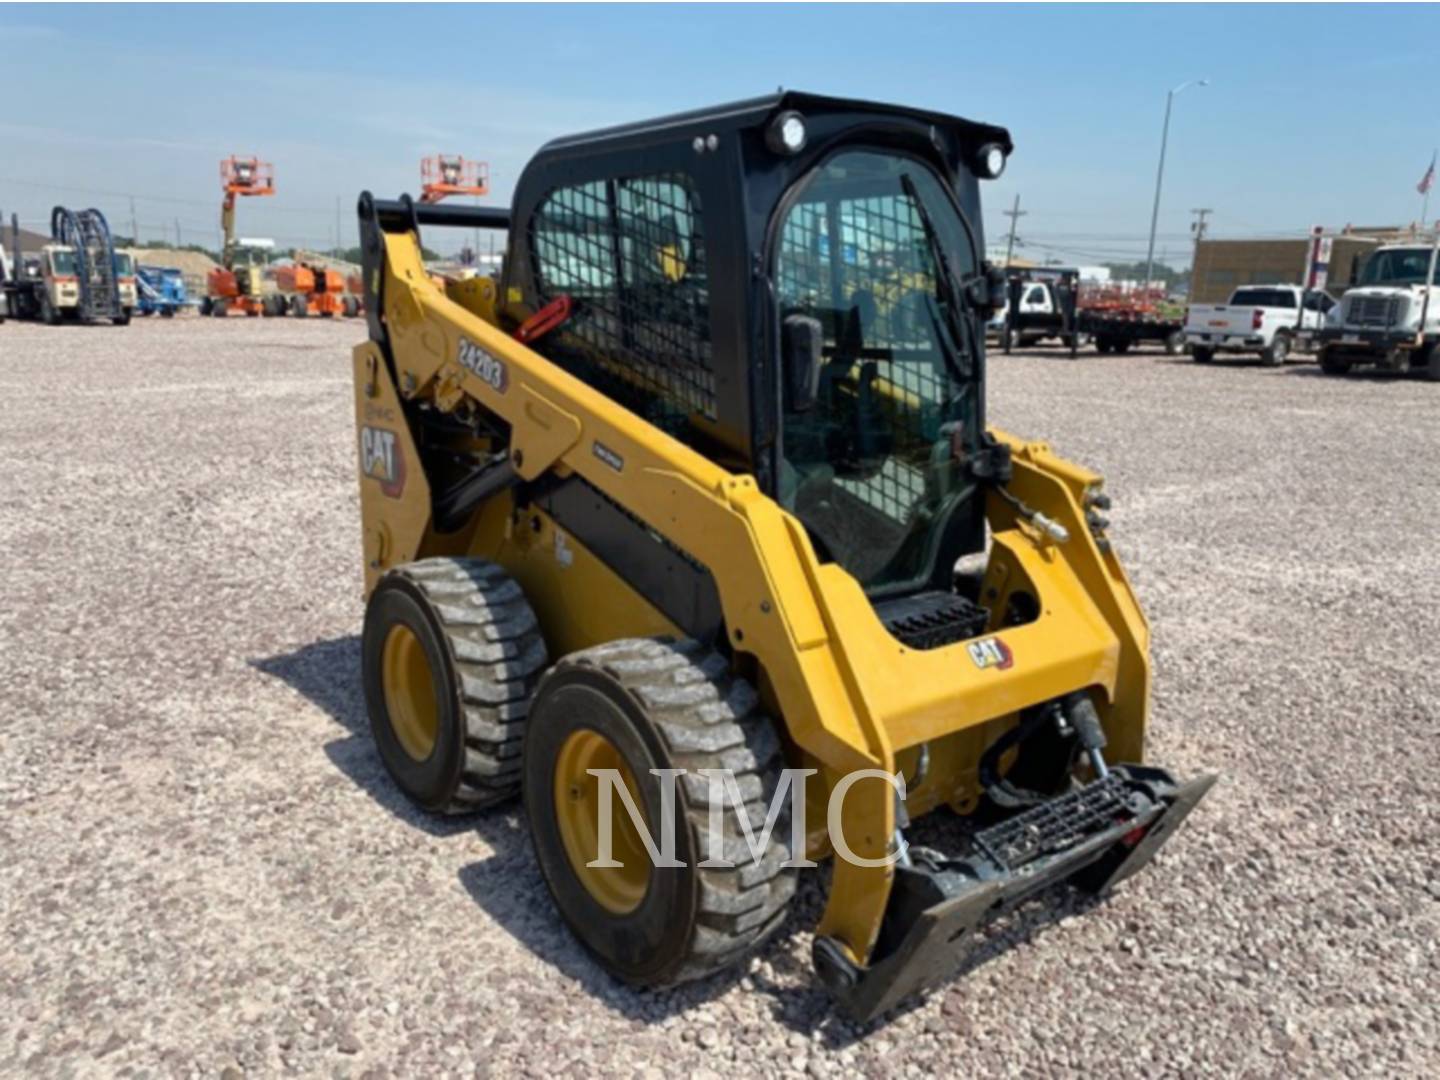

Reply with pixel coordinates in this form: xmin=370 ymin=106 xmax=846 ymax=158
xmin=342 ymin=295 xmax=359 ymax=318
xmin=112 ymin=311 xmax=131 ymax=327
xmin=1318 ymin=348 xmax=1351 ymax=376
xmin=1192 ymin=346 xmax=1214 ymax=363
xmin=199 ymin=297 xmax=213 ymax=316
xmin=1095 ymin=338 xmax=1113 ymax=355
xmin=1260 ymin=333 xmax=1289 ymax=367
xmin=1379 ymin=347 xmax=1407 ymax=373
xmin=210 ymin=299 xmax=228 ymax=318
xmin=524 ymin=638 xmax=796 ymax=988
xmin=289 ymin=293 xmax=307 ymax=318
xmin=1113 ymin=339 xmax=1131 ymax=354
xmin=362 ymin=558 xmax=548 ymax=814
xmin=40 ymin=294 xmax=60 ymax=326
xmin=161 ymin=307 xmax=175 ymax=319
xmin=1164 ymin=330 xmax=1185 ymax=356
xmin=1419 ymin=345 xmax=1440 ymax=382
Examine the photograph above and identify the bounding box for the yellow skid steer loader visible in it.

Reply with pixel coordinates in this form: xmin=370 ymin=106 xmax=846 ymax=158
xmin=350 ymin=92 xmax=1215 ymax=1021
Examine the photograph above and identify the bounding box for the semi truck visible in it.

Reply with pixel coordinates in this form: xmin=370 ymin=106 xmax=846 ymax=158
xmin=1315 ymin=242 xmax=1440 ymax=379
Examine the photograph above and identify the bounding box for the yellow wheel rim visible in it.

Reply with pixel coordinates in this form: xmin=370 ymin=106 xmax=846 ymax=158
xmin=381 ymin=623 xmax=439 ymax=761
xmin=553 ymin=729 xmax=652 ymax=914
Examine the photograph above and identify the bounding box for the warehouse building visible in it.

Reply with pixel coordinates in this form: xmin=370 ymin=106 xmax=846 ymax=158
xmin=1189 ymin=225 xmax=1428 ymax=303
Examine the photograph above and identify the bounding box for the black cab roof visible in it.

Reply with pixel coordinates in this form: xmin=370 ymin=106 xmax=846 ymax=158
xmin=536 ymin=90 xmax=1012 ymax=160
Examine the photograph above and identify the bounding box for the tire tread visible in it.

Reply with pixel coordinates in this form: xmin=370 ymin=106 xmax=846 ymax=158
xmin=544 ymin=637 xmax=797 ymax=985
xmin=389 ymin=557 xmax=547 ymax=813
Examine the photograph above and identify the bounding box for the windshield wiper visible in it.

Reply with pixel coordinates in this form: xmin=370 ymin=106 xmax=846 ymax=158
xmin=900 ymin=173 xmax=975 ymax=381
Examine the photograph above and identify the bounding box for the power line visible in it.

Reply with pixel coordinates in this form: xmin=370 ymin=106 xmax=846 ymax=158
xmin=0 ymin=173 xmax=351 ymax=214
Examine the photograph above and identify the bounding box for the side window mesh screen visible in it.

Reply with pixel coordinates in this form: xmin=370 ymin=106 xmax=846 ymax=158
xmin=530 ymin=174 xmax=714 ymax=433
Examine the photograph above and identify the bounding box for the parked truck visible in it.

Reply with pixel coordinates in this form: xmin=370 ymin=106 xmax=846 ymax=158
xmin=1184 ymin=284 xmax=1336 ymax=366
xmin=2 ymin=210 xmax=134 ymax=325
xmin=1315 ymin=243 xmax=1440 ymax=379
xmin=999 ymin=267 xmax=1086 ymax=353
xmin=999 ymin=271 xmax=1186 ymax=357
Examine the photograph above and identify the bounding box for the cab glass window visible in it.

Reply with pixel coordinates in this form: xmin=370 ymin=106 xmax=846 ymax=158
xmin=774 ymin=149 xmax=979 ymax=590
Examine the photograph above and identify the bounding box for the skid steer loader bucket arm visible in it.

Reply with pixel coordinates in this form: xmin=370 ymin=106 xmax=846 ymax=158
xmin=350 ymin=92 xmax=1214 ymax=1021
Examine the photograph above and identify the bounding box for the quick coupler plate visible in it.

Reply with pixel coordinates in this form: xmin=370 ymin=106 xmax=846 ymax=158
xmin=817 ymin=764 xmax=1217 ymax=1023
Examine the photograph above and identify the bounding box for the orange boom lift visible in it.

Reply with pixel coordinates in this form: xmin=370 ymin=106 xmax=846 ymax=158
xmin=342 ymin=155 xmax=492 ymax=316
xmin=274 ymin=254 xmax=353 ymax=318
xmin=419 ymin=154 xmax=489 ymax=203
xmin=205 ymin=157 xmax=274 ymax=317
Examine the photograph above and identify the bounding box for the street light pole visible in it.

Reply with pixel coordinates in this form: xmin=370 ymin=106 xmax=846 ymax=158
xmin=1143 ymin=79 xmax=1208 ymax=294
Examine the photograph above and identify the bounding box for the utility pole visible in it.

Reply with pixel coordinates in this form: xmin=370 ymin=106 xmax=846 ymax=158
xmin=335 ymin=195 xmax=342 ymax=257
xmin=1002 ymin=194 xmax=1025 ymax=268
xmin=1188 ymin=208 xmax=1211 ymax=301
xmin=130 ymin=197 xmax=138 ymax=246
xmin=175 ymin=218 xmax=182 ymax=248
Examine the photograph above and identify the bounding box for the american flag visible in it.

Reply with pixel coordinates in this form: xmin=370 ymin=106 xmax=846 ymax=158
xmin=1419 ymin=152 xmax=1437 ymax=195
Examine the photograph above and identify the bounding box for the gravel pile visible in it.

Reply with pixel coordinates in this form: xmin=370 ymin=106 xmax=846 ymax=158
xmin=0 ymin=320 xmax=1435 ymax=1077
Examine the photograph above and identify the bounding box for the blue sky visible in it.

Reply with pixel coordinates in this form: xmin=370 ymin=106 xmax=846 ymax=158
xmin=1 ymin=3 xmax=1436 ymax=264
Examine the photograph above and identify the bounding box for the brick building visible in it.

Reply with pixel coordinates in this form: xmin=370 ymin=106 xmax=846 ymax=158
xmin=1189 ymin=225 xmax=1431 ymax=304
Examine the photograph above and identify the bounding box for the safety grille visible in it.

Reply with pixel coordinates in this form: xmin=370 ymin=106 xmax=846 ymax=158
xmin=1344 ymin=293 xmax=1407 ymax=328
xmin=529 ymin=174 xmax=715 ymax=432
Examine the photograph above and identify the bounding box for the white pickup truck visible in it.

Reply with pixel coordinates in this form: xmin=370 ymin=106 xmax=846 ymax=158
xmin=1184 ymin=284 xmax=1335 ymax=366
xmin=1315 ymin=244 xmax=1440 ymax=380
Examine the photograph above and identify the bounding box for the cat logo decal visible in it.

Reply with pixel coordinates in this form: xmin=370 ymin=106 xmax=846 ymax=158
xmin=966 ymin=636 xmax=1014 ymax=671
xmin=360 ymin=426 xmax=405 ymax=498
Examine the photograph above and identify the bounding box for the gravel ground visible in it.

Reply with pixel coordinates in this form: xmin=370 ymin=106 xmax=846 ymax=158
xmin=1 ymin=318 xmax=1436 ymax=1078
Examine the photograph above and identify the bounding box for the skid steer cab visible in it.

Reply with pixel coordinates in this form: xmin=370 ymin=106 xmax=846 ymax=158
xmin=349 ymin=91 xmax=1215 ymax=1022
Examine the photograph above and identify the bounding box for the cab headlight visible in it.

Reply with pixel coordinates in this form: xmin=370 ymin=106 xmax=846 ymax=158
xmin=975 ymin=143 xmax=1007 ymax=180
xmin=767 ymin=111 xmax=807 ymax=156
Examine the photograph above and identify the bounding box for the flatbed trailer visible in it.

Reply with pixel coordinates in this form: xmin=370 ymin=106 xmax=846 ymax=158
xmin=1079 ymin=309 xmax=1185 ymax=354
xmin=1077 ymin=285 xmax=1184 ymax=354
